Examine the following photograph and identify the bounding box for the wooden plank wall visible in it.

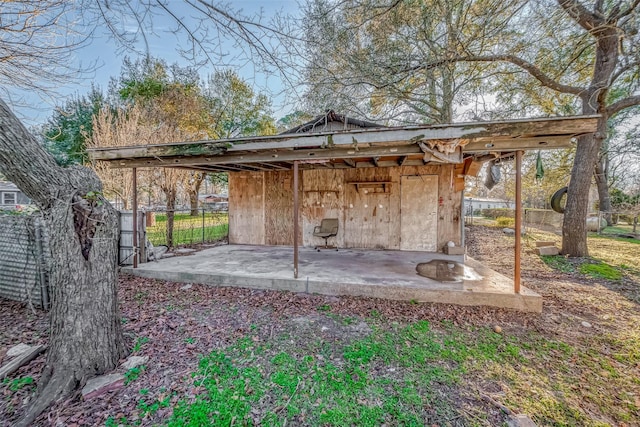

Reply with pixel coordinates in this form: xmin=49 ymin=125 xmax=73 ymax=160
xmin=343 ymin=168 xmax=398 ymax=249
xmin=301 ymin=169 xmax=344 ymax=247
xmin=264 ymin=171 xmax=300 ymax=245
xmin=228 ymin=164 xmax=462 ymax=251
xmin=400 ymin=164 xmax=461 ymax=249
xmin=228 ymin=171 xmax=265 ymax=244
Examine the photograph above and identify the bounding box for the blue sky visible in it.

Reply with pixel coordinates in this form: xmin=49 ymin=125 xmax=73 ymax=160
xmin=12 ymin=1 xmax=302 ymax=127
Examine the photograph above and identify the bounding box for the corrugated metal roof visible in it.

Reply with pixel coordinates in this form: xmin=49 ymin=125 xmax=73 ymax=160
xmin=279 ymin=110 xmax=386 ymax=134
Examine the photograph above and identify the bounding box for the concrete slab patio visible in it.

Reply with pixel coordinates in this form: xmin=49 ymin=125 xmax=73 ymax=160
xmin=123 ymin=245 xmax=542 ymax=312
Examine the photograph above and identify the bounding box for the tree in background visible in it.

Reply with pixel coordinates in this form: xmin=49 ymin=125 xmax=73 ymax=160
xmin=301 ymin=0 xmax=517 ymax=124
xmin=519 ymin=150 xmax=575 ymax=209
xmin=41 ymin=87 xmax=105 ymax=166
xmin=205 ymin=69 xmax=277 ymax=138
xmin=301 ymin=0 xmax=640 ymax=256
xmin=113 ymin=58 xmax=208 ymax=241
xmin=452 ymin=0 xmax=640 ymax=256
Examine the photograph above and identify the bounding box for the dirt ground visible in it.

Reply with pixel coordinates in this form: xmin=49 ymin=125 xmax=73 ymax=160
xmin=1 ymin=225 xmax=638 ymax=426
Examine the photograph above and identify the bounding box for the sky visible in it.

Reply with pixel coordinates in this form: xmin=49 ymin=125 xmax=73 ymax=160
xmin=10 ymin=0 xmax=302 ymax=127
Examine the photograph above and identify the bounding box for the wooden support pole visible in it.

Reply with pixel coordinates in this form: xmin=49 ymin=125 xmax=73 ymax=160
xmin=132 ymin=167 xmax=138 ymax=269
xmin=293 ymin=160 xmax=299 ymax=279
xmin=514 ymin=151 xmax=523 ymax=293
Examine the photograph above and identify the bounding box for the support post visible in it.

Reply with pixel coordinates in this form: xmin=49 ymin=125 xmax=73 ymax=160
xmin=514 ymin=151 xmax=523 ymax=293
xmin=132 ymin=168 xmax=138 ymax=269
xmin=293 ymin=160 xmax=299 ymax=279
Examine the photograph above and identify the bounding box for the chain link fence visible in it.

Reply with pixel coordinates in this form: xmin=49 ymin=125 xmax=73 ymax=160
xmin=143 ymin=207 xmax=229 ymax=248
xmin=0 ymin=213 xmax=49 ymax=309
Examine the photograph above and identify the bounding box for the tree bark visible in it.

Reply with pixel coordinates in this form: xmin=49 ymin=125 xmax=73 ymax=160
xmin=594 ymin=159 xmax=612 ymax=225
xmin=188 ymin=172 xmax=206 ymax=216
xmin=189 ymin=191 xmax=199 ymax=216
xmin=560 ymin=9 xmax=620 ymax=257
xmin=0 ymin=98 xmax=126 ymax=426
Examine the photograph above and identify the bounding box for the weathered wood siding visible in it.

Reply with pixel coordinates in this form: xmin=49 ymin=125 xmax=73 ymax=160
xmin=400 ymin=175 xmax=438 ymax=251
xmin=302 ymin=169 xmax=344 ymax=247
xmin=264 ymin=171 xmax=299 ymax=245
xmin=228 ymin=171 xmax=265 ymax=244
xmin=227 ymin=164 xmax=461 ymax=251
xmin=400 ymin=164 xmax=461 ymax=248
xmin=343 ymin=168 xmax=396 ymax=249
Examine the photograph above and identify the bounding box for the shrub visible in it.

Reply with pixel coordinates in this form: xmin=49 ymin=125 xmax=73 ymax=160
xmin=496 ymin=217 xmax=515 ymax=227
xmin=482 ymin=208 xmax=515 ymax=219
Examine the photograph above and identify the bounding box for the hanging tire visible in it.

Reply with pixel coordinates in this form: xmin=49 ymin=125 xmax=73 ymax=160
xmin=550 ymin=187 xmax=568 ymax=213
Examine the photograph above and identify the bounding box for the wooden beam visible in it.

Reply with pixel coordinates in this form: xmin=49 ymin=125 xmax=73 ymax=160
xmin=259 ymin=162 xmax=289 ymax=170
xmin=293 ymin=161 xmax=299 ymax=279
xmin=401 ymin=159 xmax=426 ymax=166
xmin=132 ymin=168 xmax=138 ymax=269
xmin=462 ymin=136 xmax=572 ymax=153
xmin=355 ymin=161 xmax=376 ymax=168
xmin=106 ymin=145 xmax=424 ymax=169
xmin=179 ymin=165 xmax=241 ymax=173
xmin=515 ymin=150 xmax=523 ymax=294
xmin=376 ymin=160 xmax=400 ymax=168
xmin=344 ymin=159 xmax=356 ymax=168
xmin=399 ymin=156 xmax=408 ymax=166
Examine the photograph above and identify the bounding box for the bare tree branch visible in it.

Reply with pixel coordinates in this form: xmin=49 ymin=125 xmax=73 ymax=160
xmin=607 ymin=94 xmax=640 ymax=116
xmin=413 ymin=54 xmax=585 ymax=96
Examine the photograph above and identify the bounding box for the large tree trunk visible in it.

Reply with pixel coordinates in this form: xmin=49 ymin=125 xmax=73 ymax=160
xmin=189 ymin=191 xmax=199 ymax=216
xmin=562 ymin=132 xmax=602 ymax=256
xmin=594 ymin=158 xmax=612 ymax=225
xmin=188 ymin=172 xmax=206 ymax=216
xmin=0 ymin=99 xmax=126 ymax=426
xmin=561 ymin=13 xmax=619 ymax=257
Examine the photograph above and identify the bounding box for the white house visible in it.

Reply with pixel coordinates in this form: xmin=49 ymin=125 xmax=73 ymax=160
xmin=0 ymin=182 xmax=31 ymax=209
xmin=464 ymin=197 xmax=515 ymax=215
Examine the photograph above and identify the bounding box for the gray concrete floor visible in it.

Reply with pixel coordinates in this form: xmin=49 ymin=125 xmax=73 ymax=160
xmin=124 ymin=245 xmax=541 ymax=312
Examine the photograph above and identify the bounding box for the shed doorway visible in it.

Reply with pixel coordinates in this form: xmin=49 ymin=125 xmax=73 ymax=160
xmin=401 ymin=175 xmax=438 ymax=251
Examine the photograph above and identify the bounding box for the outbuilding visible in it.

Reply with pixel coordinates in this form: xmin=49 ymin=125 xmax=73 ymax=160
xmin=89 ymin=112 xmax=598 ymax=312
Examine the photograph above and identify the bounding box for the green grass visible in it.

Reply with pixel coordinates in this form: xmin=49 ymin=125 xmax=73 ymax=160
xmin=166 ymin=321 xmax=521 ymax=426
xmin=488 ymin=332 xmax=640 ymax=426
xmin=147 ymin=223 xmax=228 ymax=246
xmin=132 ymin=336 xmax=150 ymax=353
xmin=590 ymin=232 xmax=640 ymax=245
xmin=579 ymin=261 xmax=622 ymax=280
xmin=102 ymin=312 xmax=640 ymax=426
xmin=124 ymin=366 xmax=145 ymax=385
xmin=540 ymin=255 xmax=624 ymax=280
xmin=540 ymin=255 xmax=575 ymax=273
xmin=146 ymin=212 xmax=228 ymax=246
xmin=2 ymin=376 xmax=34 ymax=391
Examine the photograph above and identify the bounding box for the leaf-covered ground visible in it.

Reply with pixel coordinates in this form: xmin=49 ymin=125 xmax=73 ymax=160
xmin=1 ymin=225 xmax=638 ymax=426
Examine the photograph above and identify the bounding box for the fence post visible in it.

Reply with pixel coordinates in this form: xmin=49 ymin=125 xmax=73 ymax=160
xmin=202 ymin=207 xmax=205 ymax=243
xmin=598 ymin=211 xmax=602 ymax=235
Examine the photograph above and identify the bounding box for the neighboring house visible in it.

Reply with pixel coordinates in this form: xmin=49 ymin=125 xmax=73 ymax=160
xmin=200 ymin=193 xmax=229 ymax=211
xmin=0 ymin=181 xmax=31 ymax=209
xmin=89 ymin=111 xmax=598 ymax=254
xmin=464 ymin=197 xmax=515 ymax=215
